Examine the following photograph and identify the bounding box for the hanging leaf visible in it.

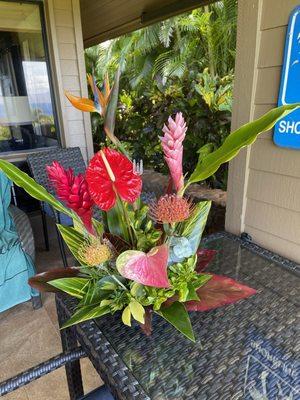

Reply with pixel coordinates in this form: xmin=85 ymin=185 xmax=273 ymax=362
xmin=187 ymin=104 xmax=300 ymax=185
xmin=156 ymin=301 xmax=195 ymax=342
xmin=116 ymin=245 xmax=170 ymax=288
xmin=0 ymin=159 xmax=77 ymax=221
xmin=57 ymin=224 xmax=87 ymax=264
xmin=129 ymin=299 xmax=145 ymax=324
xmin=185 ymin=274 xmax=257 ymax=311
xmin=92 ymin=219 xmax=104 ymax=236
xmin=106 ymin=203 xmax=130 ymax=242
xmin=180 ymin=201 xmax=211 ymax=255
xmin=122 ymin=306 xmax=132 ymax=326
xmin=29 ymin=268 xmax=80 ymax=293
xmin=49 ymin=277 xmax=89 ymax=299
xmin=61 ymin=305 xmax=110 ymax=329
xmin=81 ymin=282 xmax=109 ymax=307
xmin=104 ymin=66 xmax=121 ymax=136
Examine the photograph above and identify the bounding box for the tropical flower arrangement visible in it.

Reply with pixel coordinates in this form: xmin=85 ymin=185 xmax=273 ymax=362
xmin=0 ymin=76 xmax=298 ymax=341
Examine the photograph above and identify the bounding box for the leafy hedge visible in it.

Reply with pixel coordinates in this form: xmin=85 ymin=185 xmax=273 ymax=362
xmin=86 ymin=2 xmax=237 ymax=189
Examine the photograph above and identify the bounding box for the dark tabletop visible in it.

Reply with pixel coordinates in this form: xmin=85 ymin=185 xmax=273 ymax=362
xmin=57 ymin=233 xmax=300 ymax=400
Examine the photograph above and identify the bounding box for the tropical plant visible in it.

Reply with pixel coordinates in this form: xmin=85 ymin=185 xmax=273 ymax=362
xmin=0 ymin=81 xmax=298 ymax=340
xmin=85 ymin=1 xmax=238 ymax=188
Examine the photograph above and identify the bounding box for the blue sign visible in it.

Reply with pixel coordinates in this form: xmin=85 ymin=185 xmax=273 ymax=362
xmin=274 ymin=6 xmax=300 ymax=149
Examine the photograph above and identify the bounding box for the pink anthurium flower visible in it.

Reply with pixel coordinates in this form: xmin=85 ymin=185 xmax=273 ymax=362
xmin=116 ymin=245 xmax=170 ymax=288
xmin=160 ymin=112 xmax=187 ymax=194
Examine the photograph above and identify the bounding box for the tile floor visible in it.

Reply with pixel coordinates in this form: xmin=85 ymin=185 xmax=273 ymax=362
xmin=0 ymin=213 xmax=102 ymax=399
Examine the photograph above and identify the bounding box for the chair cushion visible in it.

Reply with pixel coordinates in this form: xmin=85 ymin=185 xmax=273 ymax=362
xmin=9 ymin=205 xmax=35 ymax=261
xmin=79 ymin=385 xmax=115 ymax=400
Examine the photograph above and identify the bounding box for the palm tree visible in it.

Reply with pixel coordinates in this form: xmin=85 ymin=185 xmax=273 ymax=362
xmin=85 ymin=1 xmax=237 ymax=88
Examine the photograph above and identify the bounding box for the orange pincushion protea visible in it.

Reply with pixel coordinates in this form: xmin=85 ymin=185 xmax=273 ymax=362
xmin=149 ymin=194 xmax=193 ymax=224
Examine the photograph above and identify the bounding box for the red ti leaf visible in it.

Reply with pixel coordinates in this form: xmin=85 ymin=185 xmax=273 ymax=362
xmin=196 ymin=249 xmax=217 ymax=272
xmin=86 ymin=148 xmax=142 ymax=211
xmin=185 ymin=274 xmax=257 ymax=311
xmin=28 ymin=268 xmax=80 ymax=293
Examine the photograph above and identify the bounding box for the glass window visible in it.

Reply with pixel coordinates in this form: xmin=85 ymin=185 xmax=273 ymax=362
xmin=0 ymin=1 xmax=59 ymax=154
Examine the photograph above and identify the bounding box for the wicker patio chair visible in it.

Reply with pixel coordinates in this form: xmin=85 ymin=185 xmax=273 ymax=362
xmin=9 ymin=204 xmax=35 ymax=261
xmin=0 ymin=347 xmax=115 ymax=399
xmin=27 ymin=147 xmax=86 ymax=268
xmin=9 ymin=204 xmax=42 ymax=309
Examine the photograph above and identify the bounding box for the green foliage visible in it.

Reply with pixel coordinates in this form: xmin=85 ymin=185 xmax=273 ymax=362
xmin=195 ymin=69 xmax=233 ymax=112
xmin=179 ymin=201 xmax=211 ymax=238
xmin=127 ymin=203 xmax=161 ymax=251
xmin=61 ymin=305 xmax=110 ymax=329
xmin=168 ymin=255 xmax=211 ymax=302
xmin=0 ymin=159 xmax=78 ymax=220
xmin=156 ymin=301 xmax=195 ymax=342
xmin=49 ymin=277 xmax=89 ymax=299
xmin=85 ymin=3 xmax=238 ymax=188
xmin=187 ymin=103 xmax=300 ymax=185
xmin=57 ymin=224 xmax=86 ymax=265
xmin=0 ymin=126 xmax=11 ymax=140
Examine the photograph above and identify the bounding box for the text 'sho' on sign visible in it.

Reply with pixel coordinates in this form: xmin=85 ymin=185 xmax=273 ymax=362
xmin=274 ymin=6 xmax=300 ymax=149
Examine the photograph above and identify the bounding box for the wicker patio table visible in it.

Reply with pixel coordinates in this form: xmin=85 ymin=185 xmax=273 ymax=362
xmin=56 ymin=232 xmax=299 ymax=400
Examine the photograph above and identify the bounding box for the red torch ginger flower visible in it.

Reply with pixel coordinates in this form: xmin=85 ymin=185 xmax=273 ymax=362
xmin=149 ymin=194 xmax=193 ymax=224
xmin=160 ymin=112 xmax=187 ymax=194
xmin=46 ymin=161 xmax=94 ymax=233
xmin=86 ymin=147 xmax=142 ymax=211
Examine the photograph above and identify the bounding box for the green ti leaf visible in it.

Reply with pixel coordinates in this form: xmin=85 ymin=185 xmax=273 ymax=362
xmin=156 ymin=301 xmax=195 ymax=342
xmin=61 ymin=305 xmax=110 ymax=329
xmin=0 ymin=159 xmax=78 ymax=221
xmin=81 ymin=282 xmax=110 ymax=307
xmin=92 ymin=219 xmax=104 ymax=236
xmin=106 ymin=200 xmax=130 ymax=243
xmin=57 ymin=224 xmax=87 ymax=265
xmin=177 ymin=201 xmax=211 ymax=256
xmin=104 ymin=66 xmax=121 ymax=137
xmin=49 ymin=277 xmax=89 ymax=299
xmin=188 ymin=104 xmax=300 ymax=185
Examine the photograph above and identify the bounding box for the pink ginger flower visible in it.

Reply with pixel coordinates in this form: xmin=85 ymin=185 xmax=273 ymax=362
xmin=46 ymin=161 xmax=94 ymax=233
xmin=160 ymin=112 xmax=187 ymax=193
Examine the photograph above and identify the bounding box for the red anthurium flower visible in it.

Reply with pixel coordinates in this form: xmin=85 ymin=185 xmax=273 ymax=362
xmin=86 ymin=148 xmax=142 ymax=211
xmin=46 ymin=161 xmax=94 ymax=233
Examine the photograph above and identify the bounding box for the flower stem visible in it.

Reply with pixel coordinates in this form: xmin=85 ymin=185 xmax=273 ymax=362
xmin=111 ymin=275 xmax=127 ymax=291
xmin=117 ymin=196 xmax=135 ymax=247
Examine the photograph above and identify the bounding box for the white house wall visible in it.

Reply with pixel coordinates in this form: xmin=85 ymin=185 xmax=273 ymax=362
xmin=45 ymin=0 xmax=93 ymax=162
xmin=226 ymin=0 xmax=300 ymax=263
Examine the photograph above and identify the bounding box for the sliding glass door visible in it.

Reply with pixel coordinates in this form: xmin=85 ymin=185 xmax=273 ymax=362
xmin=0 ymin=0 xmax=59 ymax=154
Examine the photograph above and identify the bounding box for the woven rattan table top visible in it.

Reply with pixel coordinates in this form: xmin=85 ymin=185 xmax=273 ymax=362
xmin=57 ymin=233 xmax=300 ymax=400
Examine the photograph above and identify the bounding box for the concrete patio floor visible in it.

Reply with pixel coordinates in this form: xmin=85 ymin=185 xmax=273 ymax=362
xmin=0 ymin=213 xmax=102 ymax=399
